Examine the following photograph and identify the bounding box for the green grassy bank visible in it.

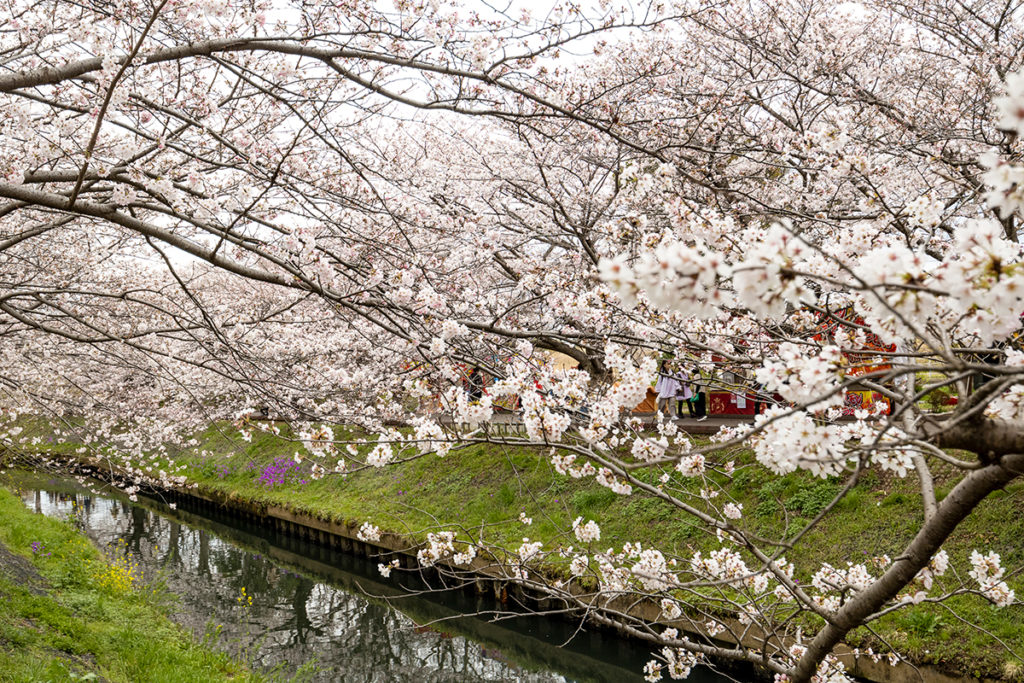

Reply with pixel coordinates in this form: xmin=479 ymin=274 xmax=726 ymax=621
xmin=0 ymin=485 xmax=261 ymax=683
xmin=8 ymin=418 xmax=1024 ymax=680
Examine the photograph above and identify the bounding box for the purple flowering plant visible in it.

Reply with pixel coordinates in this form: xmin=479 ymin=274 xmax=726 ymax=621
xmin=256 ymin=456 xmax=307 ymax=488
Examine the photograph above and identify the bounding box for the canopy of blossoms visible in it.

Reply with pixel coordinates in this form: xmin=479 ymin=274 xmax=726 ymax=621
xmin=2 ymin=1 xmax=1023 ymax=681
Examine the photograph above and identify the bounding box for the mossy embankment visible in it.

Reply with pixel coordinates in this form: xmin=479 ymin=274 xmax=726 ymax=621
xmin=8 ymin=417 xmax=1024 ymax=681
xmin=0 ymin=485 xmax=262 ymax=683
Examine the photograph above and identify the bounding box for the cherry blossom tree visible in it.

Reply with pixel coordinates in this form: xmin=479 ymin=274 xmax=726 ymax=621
xmin=3 ymin=1 xmax=1024 ymax=682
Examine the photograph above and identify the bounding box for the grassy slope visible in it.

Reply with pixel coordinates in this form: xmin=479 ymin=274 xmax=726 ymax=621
xmin=10 ymin=418 xmax=1024 ymax=680
xmin=0 ymin=486 xmax=261 ymax=683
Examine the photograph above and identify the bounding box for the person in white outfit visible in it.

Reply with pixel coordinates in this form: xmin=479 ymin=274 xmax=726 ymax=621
xmin=654 ymin=360 xmax=681 ymax=417
xmin=675 ymin=368 xmax=696 ymax=418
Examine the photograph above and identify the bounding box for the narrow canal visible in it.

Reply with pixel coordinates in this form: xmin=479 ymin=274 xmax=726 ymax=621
xmin=7 ymin=471 xmax=734 ymax=682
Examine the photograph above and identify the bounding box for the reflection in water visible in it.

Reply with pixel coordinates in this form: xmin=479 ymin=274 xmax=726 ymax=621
xmin=10 ymin=474 xmax=730 ymax=683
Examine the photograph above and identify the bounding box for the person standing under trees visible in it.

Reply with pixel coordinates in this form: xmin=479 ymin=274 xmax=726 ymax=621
xmin=751 ymin=379 xmax=767 ymax=417
xmin=675 ymin=366 xmax=696 ymax=418
xmin=690 ymin=368 xmax=707 ymax=420
xmin=654 ymin=360 xmax=681 ymax=417
xmin=467 ymin=367 xmax=484 ymax=403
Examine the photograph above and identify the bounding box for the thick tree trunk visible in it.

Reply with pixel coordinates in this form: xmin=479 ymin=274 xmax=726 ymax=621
xmin=790 ymin=450 xmax=1024 ymax=682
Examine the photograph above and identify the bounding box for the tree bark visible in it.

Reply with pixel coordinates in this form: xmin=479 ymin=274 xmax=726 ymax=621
xmin=791 ymin=451 xmax=1024 ymax=682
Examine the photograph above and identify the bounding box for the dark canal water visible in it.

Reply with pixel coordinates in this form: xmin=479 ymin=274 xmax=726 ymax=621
xmin=8 ymin=471 xmax=732 ymax=682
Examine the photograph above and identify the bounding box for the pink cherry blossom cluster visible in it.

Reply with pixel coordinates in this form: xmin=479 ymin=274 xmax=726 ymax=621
xmin=969 ymin=551 xmax=1016 ymax=607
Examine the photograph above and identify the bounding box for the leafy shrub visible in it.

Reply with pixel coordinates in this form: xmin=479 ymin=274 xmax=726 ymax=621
xmin=905 ymin=610 xmax=944 ymax=636
xmin=754 ymin=478 xmax=841 ymax=518
xmin=786 ymin=481 xmax=840 ymax=517
xmin=572 ymin=487 xmax=617 ymax=514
